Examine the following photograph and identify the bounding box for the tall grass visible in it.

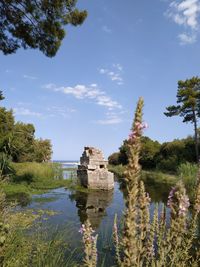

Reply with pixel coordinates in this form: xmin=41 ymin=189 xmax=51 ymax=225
xmin=2 ymin=162 xmax=68 ymax=203
xmin=177 ymin=162 xmax=198 ymax=201
xmin=11 ymin=162 xmax=63 ymax=183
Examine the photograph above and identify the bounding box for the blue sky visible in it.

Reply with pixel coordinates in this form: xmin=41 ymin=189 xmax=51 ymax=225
xmin=1 ymin=0 xmax=200 ymax=160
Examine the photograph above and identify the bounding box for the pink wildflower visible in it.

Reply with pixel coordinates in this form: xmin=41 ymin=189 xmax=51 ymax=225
xmin=179 ymin=195 xmax=190 ymax=216
xmin=79 ymin=224 xmax=86 ymax=234
xmin=167 ymin=187 xmax=176 ymax=207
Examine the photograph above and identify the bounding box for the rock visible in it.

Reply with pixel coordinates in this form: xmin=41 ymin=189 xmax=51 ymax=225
xmin=77 ymin=147 xmax=114 ymax=190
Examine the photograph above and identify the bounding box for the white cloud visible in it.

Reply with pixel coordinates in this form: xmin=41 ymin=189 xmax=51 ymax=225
xmin=13 ymin=107 xmax=42 ymax=117
xmin=102 ymin=25 xmax=112 ymax=33
xmin=166 ymin=0 xmax=200 ymax=44
xmin=178 ymin=32 xmax=197 ymax=43
xmin=44 ymin=83 xmax=122 ymax=110
xmin=23 ymin=74 xmax=37 ymax=80
xmin=99 ymin=64 xmax=123 ymax=85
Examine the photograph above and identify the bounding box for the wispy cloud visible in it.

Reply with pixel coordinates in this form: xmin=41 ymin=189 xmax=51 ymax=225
xmin=13 ymin=107 xmax=42 ymax=117
xmin=99 ymin=64 xmax=123 ymax=85
xmin=102 ymin=25 xmax=112 ymax=33
xmin=166 ymin=0 xmax=200 ymax=44
xmin=23 ymin=74 xmax=38 ymax=80
xmin=46 ymin=106 xmax=76 ymax=119
xmin=96 ymin=111 xmax=122 ymax=125
xmin=44 ymin=83 xmax=122 ymax=110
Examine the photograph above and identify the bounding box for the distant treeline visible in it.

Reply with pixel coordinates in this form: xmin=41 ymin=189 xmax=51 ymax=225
xmin=108 ymin=136 xmax=196 ymax=173
xmin=0 ymin=105 xmax=52 ymax=163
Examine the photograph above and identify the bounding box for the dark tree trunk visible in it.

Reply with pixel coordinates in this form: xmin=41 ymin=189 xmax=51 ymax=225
xmin=193 ymin=110 xmax=199 ymax=162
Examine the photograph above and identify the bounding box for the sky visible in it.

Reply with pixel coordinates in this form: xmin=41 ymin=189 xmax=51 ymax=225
xmin=1 ymin=0 xmax=200 ymax=160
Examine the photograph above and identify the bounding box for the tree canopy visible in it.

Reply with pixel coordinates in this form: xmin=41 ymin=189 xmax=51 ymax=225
xmin=164 ymin=77 xmax=200 ymax=161
xmin=0 ymin=105 xmax=52 ymax=163
xmin=0 ymin=0 xmax=87 ymax=57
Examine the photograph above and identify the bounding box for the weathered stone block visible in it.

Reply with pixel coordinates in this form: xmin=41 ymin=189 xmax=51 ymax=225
xmin=77 ymin=147 xmax=114 ymax=190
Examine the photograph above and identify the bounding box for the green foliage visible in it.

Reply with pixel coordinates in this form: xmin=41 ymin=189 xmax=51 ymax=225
xmin=0 ymin=153 xmax=14 ymax=180
xmin=109 ymin=135 xmax=197 ymax=173
xmin=0 ymin=0 xmax=87 ymax=57
xmin=108 ymin=164 xmax=125 ymax=178
xmin=1 ymin=162 xmax=67 ymax=204
xmin=0 ymin=187 xmax=9 ymax=265
xmin=11 ymin=122 xmax=35 ymax=162
xmin=0 ymin=104 xmax=52 ymax=163
xmin=139 ymin=136 xmax=161 ymax=169
xmin=0 ymin=91 xmax=4 ymax=101
xmin=164 ymin=76 xmax=200 ymax=161
xmin=0 ymin=107 xmax=15 ymax=154
xmin=33 ymin=138 xmax=52 ymax=162
xmin=177 ymin=162 xmax=198 ymax=200
xmin=156 ymin=137 xmax=196 ymax=172
xmin=109 ymin=137 xmax=161 ymax=169
xmin=108 ymin=152 xmax=120 ymax=166
xmin=11 ymin=162 xmax=62 ymax=183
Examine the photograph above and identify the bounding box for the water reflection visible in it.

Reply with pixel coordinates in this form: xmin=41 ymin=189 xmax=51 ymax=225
xmin=69 ymin=190 xmax=114 ymax=229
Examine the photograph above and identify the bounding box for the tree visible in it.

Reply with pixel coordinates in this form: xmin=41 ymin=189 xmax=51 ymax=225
xmin=11 ymin=122 xmax=35 ymax=162
xmin=0 ymin=0 xmax=87 ymax=57
xmin=164 ymin=77 xmax=200 ymax=162
xmin=0 ymin=107 xmax=15 ymax=154
xmin=0 ymin=91 xmax=4 ymax=101
xmin=139 ymin=136 xmax=161 ymax=169
xmin=33 ymin=138 xmax=52 ymax=162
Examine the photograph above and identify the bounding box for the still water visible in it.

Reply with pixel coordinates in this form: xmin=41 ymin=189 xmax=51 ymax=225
xmin=16 ymin=168 xmax=173 ymax=266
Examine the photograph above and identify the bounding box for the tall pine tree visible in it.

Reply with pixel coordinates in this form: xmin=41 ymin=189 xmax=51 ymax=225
xmin=0 ymin=0 xmax=87 ymax=57
xmin=164 ymin=77 xmax=200 ymax=162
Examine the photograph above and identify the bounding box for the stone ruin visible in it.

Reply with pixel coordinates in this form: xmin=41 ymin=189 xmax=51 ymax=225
xmin=77 ymin=147 xmax=114 ymax=190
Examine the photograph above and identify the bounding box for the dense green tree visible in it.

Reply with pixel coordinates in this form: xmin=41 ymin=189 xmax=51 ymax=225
xmin=164 ymin=77 xmax=200 ymax=162
xmin=33 ymin=138 xmax=52 ymax=162
xmin=139 ymin=136 xmax=161 ymax=169
xmin=108 ymin=152 xmax=120 ymax=166
xmin=0 ymin=107 xmax=15 ymax=153
xmin=155 ymin=137 xmax=196 ymax=172
xmin=0 ymin=0 xmax=87 ymax=57
xmin=118 ymin=140 xmax=129 ymax=165
xmin=10 ymin=122 xmax=35 ymax=162
xmin=109 ymin=137 xmax=161 ymax=169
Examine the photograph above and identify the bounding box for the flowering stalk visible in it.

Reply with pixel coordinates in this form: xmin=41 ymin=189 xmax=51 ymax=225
xmin=113 ymin=214 xmax=121 ymax=266
xmin=80 ymin=220 xmax=98 ymax=267
xmin=118 ymin=97 xmax=151 ymax=267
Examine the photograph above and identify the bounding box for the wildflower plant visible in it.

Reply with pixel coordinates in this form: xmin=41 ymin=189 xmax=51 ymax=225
xmin=80 ymin=220 xmax=98 ymax=267
xmin=113 ymin=97 xmax=200 ymax=267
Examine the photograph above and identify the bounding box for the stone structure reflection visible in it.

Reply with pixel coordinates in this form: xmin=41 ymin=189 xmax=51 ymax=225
xmin=69 ymin=190 xmax=114 ymax=229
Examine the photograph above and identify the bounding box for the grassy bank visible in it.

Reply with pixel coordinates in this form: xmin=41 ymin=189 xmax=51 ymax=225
xmin=2 ymin=162 xmax=71 ymax=203
xmin=109 ymin=163 xmax=199 ymax=202
xmin=108 ymin=164 xmax=178 ymax=184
